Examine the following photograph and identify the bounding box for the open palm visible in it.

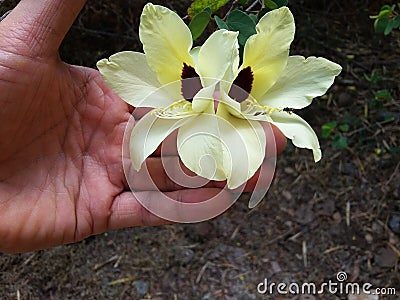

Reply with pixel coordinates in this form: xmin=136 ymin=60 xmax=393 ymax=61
xmin=0 ymin=0 xmax=236 ymax=253
xmin=0 ymin=0 xmax=285 ymax=253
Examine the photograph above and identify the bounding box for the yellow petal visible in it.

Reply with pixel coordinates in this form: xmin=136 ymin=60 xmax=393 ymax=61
xmin=177 ymin=112 xmax=265 ymax=189
xmin=140 ymin=4 xmax=194 ymax=85
xmin=178 ymin=114 xmax=226 ymax=181
xmin=259 ymin=56 xmax=342 ymax=109
xmin=242 ymin=7 xmax=295 ymax=100
xmin=191 ymin=84 xmax=216 ymax=113
xmin=270 ymin=110 xmax=322 ymax=162
xmin=97 ymin=52 xmax=176 ymax=108
xmin=218 ymin=88 xmax=243 ymax=118
xmin=130 ymin=111 xmax=194 ymax=170
xmin=218 ymin=108 xmax=266 ymax=189
xmin=190 ymin=46 xmax=201 ymax=66
xmin=197 ymin=30 xmax=239 ymax=87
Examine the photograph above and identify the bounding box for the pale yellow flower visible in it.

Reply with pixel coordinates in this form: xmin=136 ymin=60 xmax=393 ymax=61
xmin=97 ymin=4 xmax=341 ymax=191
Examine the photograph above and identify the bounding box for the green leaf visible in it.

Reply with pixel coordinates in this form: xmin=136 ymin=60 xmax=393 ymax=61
xmin=374 ymin=89 xmax=391 ymax=101
xmin=339 ymin=124 xmax=350 ymax=133
xmin=188 ymin=0 xmax=230 ymax=18
xmin=189 ymin=10 xmax=211 ymax=40
xmin=378 ymin=9 xmax=393 ymax=18
xmin=381 ymin=4 xmax=395 ymax=12
xmin=238 ymin=0 xmax=249 ymax=5
xmin=374 ymin=17 xmax=390 ymax=33
xmin=322 ymin=121 xmax=337 ymax=139
xmin=332 ymin=135 xmax=348 ymax=150
xmin=258 ymin=0 xmax=288 ymax=19
xmin=384 ymin=18 xmax=395 ymax=35
xmin=226 ymin=9 xmax=257 ymax=46
xmin=258 ymin=8 xmax=270 ymax=20
xmin=273 ymin=0 xmax=289 ymax=6
xmin=265 ymin=0 xmax=278 ymax=9
xmin=214 ymin=15 xmax=229 ymax=30
xmin=249 ymin=13 xmax=258 ymax=24
xmin=393 ymin=16 xmax=400 ymax=28
xmin=203 ymin=7 xmax=212 ymax=14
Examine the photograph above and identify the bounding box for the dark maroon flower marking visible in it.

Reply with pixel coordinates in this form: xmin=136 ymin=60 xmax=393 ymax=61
xmin=181 ymin=63 xmax=202 ymax=102
xmin=229 ymin=66 xmax=254 ymax=103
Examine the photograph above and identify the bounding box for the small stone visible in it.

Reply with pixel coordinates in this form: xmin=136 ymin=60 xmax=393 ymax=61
xmin=284 ymin=221 xmax=293 ymax=227
xmin=177 ymin=248 xmax=194 ymax=264
xmin=332 ymin=212 xmax=342 ymax=223
xmin=284 ymin=167 xmax=296 ymax=174
xmin=364 ymin=233 xmax=373 ymax=243
xmin=388 ymin=215 xmax=400 ymax=235
xmin=294 ymin=204 xmax=315 ymax=225
xmin=282 ymin=190 xmax=293 ymax=200
xmin=374 ymin=247 xmax=397 ymax=268
xmin=315 ymin=200 xmax=335 ymax=216
xmin=133 ymin=280 xmax=148 ymax=297
xmin=270 ymin=261 xmax=282 ymax=274
xmin=337 ymin=92 xmax=352 ymax=106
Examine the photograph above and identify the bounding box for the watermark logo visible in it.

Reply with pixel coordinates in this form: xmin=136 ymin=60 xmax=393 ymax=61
xmin=257 ymin=272 xmax=397 ymax=296
xmin=336 ymin=271 xmax=347 ymax=282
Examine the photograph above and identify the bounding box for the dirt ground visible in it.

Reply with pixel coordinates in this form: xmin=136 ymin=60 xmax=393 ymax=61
xmin=0 ymin=0 xmax=399 ymax=299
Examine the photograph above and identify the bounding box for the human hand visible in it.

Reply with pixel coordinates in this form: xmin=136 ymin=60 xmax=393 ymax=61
xmin=0 ymin=0 xmax=286 ymax=253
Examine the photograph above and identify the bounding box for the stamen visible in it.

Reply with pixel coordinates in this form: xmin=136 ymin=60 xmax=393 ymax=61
xmin=240 ymin=99 xmax=281 ymax=120
xmin=153 ymin=100 xmax=194 ymax=119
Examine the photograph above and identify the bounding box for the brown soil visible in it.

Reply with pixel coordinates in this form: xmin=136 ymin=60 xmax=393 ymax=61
xmin=0 ymin=0 xmax=399 ymax=299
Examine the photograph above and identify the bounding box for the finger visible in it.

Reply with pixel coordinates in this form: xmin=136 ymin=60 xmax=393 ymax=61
xmin=126 ymin=155 xmax=275 ymax=193
xmin=233 ymin=158 xmax=276 ymax=192
xmin=125 ymin=156 xmax=223 ymax=191
xmin=152 ymin=130 xmax=178 ymax=157
xmin=108 ymin=188 xmax=233 ymax=228
xmin=150 ymin=123 xmax=286 ymax=158
xmin=0 ymin=0 xmax=86 ymax=58
xmin=265 ymin=123 xmax=287 ymax=157
xmin=197 ymin=158 xmax=276 ymax=193
xmin=132 ymin=107 xmax=152 ymax=119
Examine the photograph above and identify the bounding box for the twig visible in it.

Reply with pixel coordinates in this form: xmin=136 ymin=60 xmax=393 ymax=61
xmin=108 ymin=276 xmax=136 ymax=286
xmin=22 ymin=252 xmax=37 ymax=266
xmin=113 ymin=255 xmax=122 ymax=268
xmin=385 ymin=161 xmax=400 ymax=186
xmin=346 ymin=201 xmax=351 ymax=227
xmin=230 ymin=225 xmax=241 ymax=240
xmin=196 ymin=261 xmax=211 ymax=284
xmin=387 ymin=242 xmax=400 ymax=258
xmin=302 ymin=240 xmax=308 ymax=268
xmin=93 ymin=255 xmax=119 ymax=271
xmin=246 ymin=0 xmax=260 ymax=12
xmin=225 ymin=0 xmax=240 ymax=19
xmin=323 ymin=245 xmax=344 ymax=254
xmin=347 ymin=118 xmax=397 ymax=137
xmin=267 ymin=229 xmax=293 ymax=245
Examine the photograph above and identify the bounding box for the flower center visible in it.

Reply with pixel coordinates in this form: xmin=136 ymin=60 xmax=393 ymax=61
xmin=181 ymin=63 xmax=202 ymax=102
xmin=229 ymin=66 xmax=254 ymax=103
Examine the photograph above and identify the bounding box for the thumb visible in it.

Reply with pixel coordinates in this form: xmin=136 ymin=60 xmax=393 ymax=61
xmin=0 ymin=0 xmax=86 ymax=58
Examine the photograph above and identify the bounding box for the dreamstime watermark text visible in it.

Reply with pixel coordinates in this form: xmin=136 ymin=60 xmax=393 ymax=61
xmin=257 ymin=272 xmax=396 ymax=296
